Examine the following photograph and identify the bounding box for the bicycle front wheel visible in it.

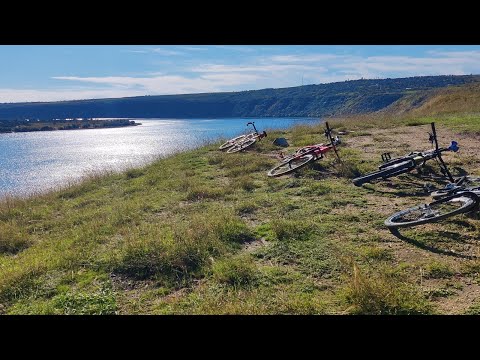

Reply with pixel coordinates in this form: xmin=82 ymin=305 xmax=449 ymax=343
xmin=385 ymin=193 xmax=478 ymax=228
xmin=353 ymin=160 xmax=414 ymax=186
xmin=226 ymin=138 xmax=257 ymax=153
xmin=219 ymin=134 xmax=248 ymax=150
xmin=267 ymin=154 xmax=315 ymax=177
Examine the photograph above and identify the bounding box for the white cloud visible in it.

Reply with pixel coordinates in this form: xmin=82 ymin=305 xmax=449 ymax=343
xmin=213 ymin=45 xmax=256 ymax=52
xmin=269 ymin=54 xmax=343 ymax=63
xmin=151 ymin=48 xmax=183 ymax=56
xmin=3 ymin=48 xmax=480 ymax=103
xmin=47 ymin=72 xmax=266 ymax=100
xmin=191 ymin=63 xmax=321 ymax=73
xmin=0 ymin=88 xmax=149 ymax=103
xmin=123 ymin=47 xmax=184 ymax=56
xmin=124 ymin=50 xmax=149 ymax=54
xmin=177 ymin=46 xmax=208 ymax=51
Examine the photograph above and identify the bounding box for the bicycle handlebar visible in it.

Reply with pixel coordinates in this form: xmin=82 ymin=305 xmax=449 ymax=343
xmin=247 ymin=122 xmax=258 ymax=134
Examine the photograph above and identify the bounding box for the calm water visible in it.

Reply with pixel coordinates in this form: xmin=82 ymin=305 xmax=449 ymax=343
xmin=0 ymin=117 xmax=321 ymax=197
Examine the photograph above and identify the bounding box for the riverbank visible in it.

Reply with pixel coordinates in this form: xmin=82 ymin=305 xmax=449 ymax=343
xmin=0 ymin=119 xmax=140 ymax=134
xmin=1 ymin=112 xmax=479 ymax=314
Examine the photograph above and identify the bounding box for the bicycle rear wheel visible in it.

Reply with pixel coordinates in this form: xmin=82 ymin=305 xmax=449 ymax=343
xmin=430 ymin=176 xmax=480 ymax=200
xmin=267 ymin=154 xmax=315 ymax=177
xmin=431 ymin=186 xmax=480 ymax=200
xmin=226 ymin=138 xmax=257 ymax=153
xmin=385 ymin=192 xmax=478 ymax=228
xmin=353 ymin=160 xmax=414 ymax=186
xmin=219 ymin=134 xmax=248 ymax=150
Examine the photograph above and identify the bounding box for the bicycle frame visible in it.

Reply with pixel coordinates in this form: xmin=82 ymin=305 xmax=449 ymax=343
xmin=428 ymin=122 xmax=455 ymax=182
xmin=282 ymin=122 xmax=341 ymax=162
xmin=381 ymin=123 xmax=457 ymax=180
xmin=246 ymin=121 xmax=267 ymax=140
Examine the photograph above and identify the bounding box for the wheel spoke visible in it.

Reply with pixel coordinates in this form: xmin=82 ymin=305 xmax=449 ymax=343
xmin=267 ymin=154 xmax=314 ymax=177
xmin=385 ymin=194 xmax=476 ymax=228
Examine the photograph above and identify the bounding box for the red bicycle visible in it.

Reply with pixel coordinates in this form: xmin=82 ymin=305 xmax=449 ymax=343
xmin=267 ymin=122 xmax=341 ymax=177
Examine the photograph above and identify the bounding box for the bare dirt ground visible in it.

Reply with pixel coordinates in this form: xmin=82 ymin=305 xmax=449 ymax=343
xmin=343 ymin=125 xmax=480 ymax=313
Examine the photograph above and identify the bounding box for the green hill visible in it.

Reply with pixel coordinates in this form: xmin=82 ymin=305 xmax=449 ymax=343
xmin=0 ymin=75 xmax=479 ymax=120
xmin=382 ymin=82 xmax=480 ymax=116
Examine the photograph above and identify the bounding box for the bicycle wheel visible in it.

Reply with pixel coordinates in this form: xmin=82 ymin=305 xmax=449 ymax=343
xmin=353 ymin=160 xmax=414 ymax=186
xmin=385 ymin=192 xmax=478 ymax=228
xmin=431 ymin=186 xmax=480 ymax=200
xmin=219 ymin=134 xmax=248 ymax=150
xmin=430 ymin=177 xmax=480 ymax=200
xmin=267 ymin=154 xmax=315 ymax=177
xmin=226 ymin=138 xmax=257 ymax=154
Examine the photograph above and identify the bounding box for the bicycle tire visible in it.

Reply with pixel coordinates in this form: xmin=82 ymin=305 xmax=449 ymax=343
xmin=353 ymin=160 xmax=414 ymax=186
xmin=226 ymin=138 xmax=257 ymax=153
xmin=385 ymin=192 xmax=478 ymax=228
xmin=431 ymin=186 xmax=480 ymax=200
xmin=267 ymin=154 xmax=315 ymax=177
xmin=430 ymin=177 xmax=480 ymax=200
xmin=219 ymin=134 xmax=249 ymax=150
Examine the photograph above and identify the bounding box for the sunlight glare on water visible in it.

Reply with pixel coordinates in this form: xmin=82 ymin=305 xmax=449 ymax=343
xmin=0 ymin=117 xmax=321 ymax=197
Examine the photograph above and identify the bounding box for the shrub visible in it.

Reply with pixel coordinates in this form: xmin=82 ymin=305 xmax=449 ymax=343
xmin=270 ymin=219 xmax=314 ymax=241
xmin=424 ymin=261 xmax=454 ymax=279
xmin=0 ymin=221 xmax=31 ymax=254
xmin=343 ymin=263 xmax=432 ymax=315
xmin=125 ymin=168 xmax=145 ymax=179
xmin=230 ymin=176 xmax=258 ymax=192
xmin=112 ymin=212 xmax=253 ymax=282
xmin=213 ymin=255 xmax=259 ymax=288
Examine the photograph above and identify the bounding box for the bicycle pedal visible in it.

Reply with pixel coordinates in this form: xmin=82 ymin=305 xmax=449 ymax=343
xmin=381 ymin=152 xmax=392 ymax=162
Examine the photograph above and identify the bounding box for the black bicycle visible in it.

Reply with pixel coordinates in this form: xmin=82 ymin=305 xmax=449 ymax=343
xmin=385 ymin=184 xmax=480 ymax=229
xmin=353 ymin=123 xmax=459 ymax=186
xmin=429 ymin=176 xmax=480 ymax=200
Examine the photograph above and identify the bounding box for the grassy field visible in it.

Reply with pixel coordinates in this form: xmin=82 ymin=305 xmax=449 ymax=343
xmin=1 ymin=112 xmax=480 ymax=315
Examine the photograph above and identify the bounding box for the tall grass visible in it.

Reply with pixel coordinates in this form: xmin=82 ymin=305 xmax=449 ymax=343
xmin=109 ymin=210 xmax=254 ymax=284
xmin=343 ymin=263 xmax=431 ymax=315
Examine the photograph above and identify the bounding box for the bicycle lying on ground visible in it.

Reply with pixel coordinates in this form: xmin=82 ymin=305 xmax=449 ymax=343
xmin=353 ymin=122 xmax=459 ymax=186
xmin=267 ymin=122 xmax=341 ymax=177
xmin=384 ymin=179 xmax=480 ymax=229
xmin=218 ymin=122 xmax=267 ymax=154
xmin=429 ymin=176 xmax=480 ymax=200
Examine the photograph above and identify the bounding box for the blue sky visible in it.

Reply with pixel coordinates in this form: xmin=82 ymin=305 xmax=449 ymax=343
xmin=1 ymin=45 xmax=480 ymax=103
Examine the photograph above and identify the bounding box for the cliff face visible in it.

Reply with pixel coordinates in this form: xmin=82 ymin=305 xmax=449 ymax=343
xmin=1 ymin=75 xmax=479 ymax=120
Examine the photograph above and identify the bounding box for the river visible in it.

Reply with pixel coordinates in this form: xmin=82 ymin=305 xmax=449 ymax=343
xmin=0 ymin=117 xmax=321 ymax=197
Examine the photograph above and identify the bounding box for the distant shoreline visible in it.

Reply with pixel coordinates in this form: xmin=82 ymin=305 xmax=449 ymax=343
xmin=0 ymin=119 xmax=141 ymax=134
